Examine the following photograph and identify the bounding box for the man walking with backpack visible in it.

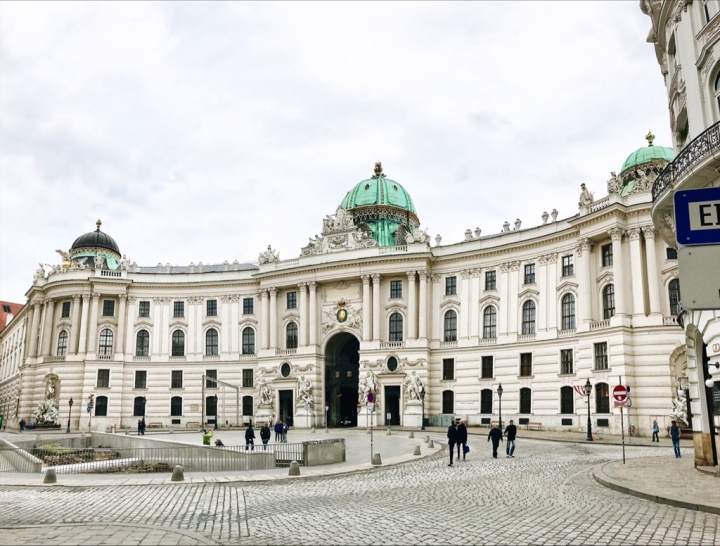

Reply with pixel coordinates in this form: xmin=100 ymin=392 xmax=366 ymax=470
xmin=504 ymin=419 xmax=517 ymax=458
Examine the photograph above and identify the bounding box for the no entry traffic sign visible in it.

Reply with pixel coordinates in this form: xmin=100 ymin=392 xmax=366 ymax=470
xmin=613 ymin=385 xmax=628 ymax=402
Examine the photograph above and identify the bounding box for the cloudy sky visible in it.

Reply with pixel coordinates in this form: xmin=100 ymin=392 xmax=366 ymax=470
xmin=1 ymin=1 xmax=669 ymax=303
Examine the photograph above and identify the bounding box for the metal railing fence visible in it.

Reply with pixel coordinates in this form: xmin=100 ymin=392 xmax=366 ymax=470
xmin=222 ymin=442 xmax=304 ymax=466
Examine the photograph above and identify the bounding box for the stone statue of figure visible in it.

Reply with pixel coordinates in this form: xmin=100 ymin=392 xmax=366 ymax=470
xmin=55 ymin=249 xmax=71 ymax=262
xmin=31 ymin=379 xmax=60 ymax=424
xmin=358 ymin=371 xmax=378 ymax=404
xmin=93 ymin=254 xmax=105 ymax=270
xmin=670 ymin=385 xmax=688 ymax=426
xmin=34 ymin=263 xmax=46 ymax=282
xmin=403 ymin=370 xmax=424 ymax=401
xmin=120 ymin=254 xmax=131 ymax=270
xmin=297 ymin=374 xmax=313 ymax=406
xmin=513 ymin=219 xmax=522 ymax=231
xmin=607 ymin=171 xmax=620 ymax=194
xmin=635 ymin=168 xmax=651 ymax=191
xmin=46 ymin=380 xmax=56 ymax=401
xmin=502 ymin=221 xmax=510 ymax=232
xmin=258 ymin=245 xmax=279 ymax=265
xmin=256 ymin=368 xmax=273 ymax=406
xmin=578 ymin=183 xmax=594 ymax=207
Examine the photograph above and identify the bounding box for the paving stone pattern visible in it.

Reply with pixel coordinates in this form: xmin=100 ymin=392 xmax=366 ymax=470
xmin=1 ymin=438 xmax=717 ymax=545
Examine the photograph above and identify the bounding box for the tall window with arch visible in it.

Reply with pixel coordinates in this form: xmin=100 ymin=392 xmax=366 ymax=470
xmin=171 ymin=330 xmax=185 ymax=357
xmin=242 ymin=327 xmax=255 ymax=354
xmin=480 ymin=389 xmax=493 ymax=414
xmin=389 ymin=313 xmax=403 ymax=342
xmin=286 ymin=322 xmax=298 ymax=349
xmin=560 ymin=386 xmax=574 ymax=414
xmin=561 ymin=294 xmax=576 ymax=330
xmin=444 ymin=310 xmax=457 ymax=342
xmin=57 ymin=330 xmax=69 ymax=356
xmin=521 ymin=300 xmax=536 ymax=335
xmin=595 ymin=383 xmax=610 ymax=414
xmin=442 ymin=390 xmax=454 ymax=414
xmin=136 ymin=330 xmax=149 ymax=357
xmin=95 ymin=395 xmax=108 ymax=417
xmin=483 ymin=306 xmax=497 ymax=339
xmin=603 ymin=284 xmax=615 ymax=319
xmin=99 ymin=329 xmax=114 ymax=355
xmin=519 ymin=388 xmax=532 ymax=414
xmin=206 ymin=329 xmax=218 ymax=356
xmin=668 ymin=279 xmax=681 ymax=316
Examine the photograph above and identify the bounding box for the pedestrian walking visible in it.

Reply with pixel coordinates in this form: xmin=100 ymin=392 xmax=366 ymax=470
xmin=652 ymin=420 xmax=660 ymax=442
xmin=274 ymin=421 xmax=281 ymax=442
xmin=282 ymin=422 xmax=288 ymax=443
xmin=19 ymin=418 xmax=25 ymax=432
xmin=670 ymin=420 xmax=681 ymax=458
xmin=245 ymin=423 xmax=256 ymax=451
xmin=488 ymin=425 xmax=503 ymax=459
xmin=260 ymin=422 xmax=271 ymax=450
xmin=214 ymin=439 xmax=225 ymax=447
xmin=140 ymin=417 xmax=146 ymax=436
xmin=137 ymin=419 xmax=142 ymax=436
xmin=504 ymin=420 xmax=517 ymax=458
xmin=447 ymin=419 xmax=458 ymax=466
xmin=456 ymin=418 xmax=468 ymax=461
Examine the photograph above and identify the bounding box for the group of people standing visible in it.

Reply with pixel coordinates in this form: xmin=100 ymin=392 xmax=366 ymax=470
xmin=447 ymin=419 xmax=518 ymax=465
xmin=243 ymin=420 xmax=287 ymax=451
xmin=274 ymin=420 xmax=289 ymax=442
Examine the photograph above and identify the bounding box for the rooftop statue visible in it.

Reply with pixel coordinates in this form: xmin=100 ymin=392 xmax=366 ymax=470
xmin=607 ymin=172 xmax=621 ymax=194
xmin=578 ymin=183 xmax=594 ymax=207
xmin=258 ymin=245 xmax=280 ymax=265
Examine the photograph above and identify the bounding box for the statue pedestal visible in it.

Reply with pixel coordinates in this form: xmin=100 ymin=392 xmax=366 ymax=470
xmin=403 ymin=400 xmax=423 ymax=428
xmin=256 ymin=406 xmax=273 ymax=426
xmin=295 ymin=404 xmax=316 ymax=429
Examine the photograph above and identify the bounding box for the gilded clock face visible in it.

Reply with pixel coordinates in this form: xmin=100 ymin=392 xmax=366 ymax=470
xmin=337 ymin=309 xmax=348 ymax=323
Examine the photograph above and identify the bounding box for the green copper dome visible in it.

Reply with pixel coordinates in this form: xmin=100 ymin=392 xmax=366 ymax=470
xmin=620 ymin=132 xmax=674 ymax=174
xmin=340 ymin=176 xmax=416 ymax=213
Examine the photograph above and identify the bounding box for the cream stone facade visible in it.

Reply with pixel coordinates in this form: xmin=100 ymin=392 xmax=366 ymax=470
xmin=0 ymin=160 xmax=688 ymax=438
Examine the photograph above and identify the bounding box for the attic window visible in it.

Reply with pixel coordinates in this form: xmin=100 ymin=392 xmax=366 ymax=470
xmin=365 ymin=184 xmax=370 ymax=190
xmin=393 ymin=185 xmax=398 ymax=190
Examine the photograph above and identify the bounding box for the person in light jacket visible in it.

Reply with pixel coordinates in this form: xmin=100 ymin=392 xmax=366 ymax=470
xmin=652 ymin=420 xmax=660 ymax=442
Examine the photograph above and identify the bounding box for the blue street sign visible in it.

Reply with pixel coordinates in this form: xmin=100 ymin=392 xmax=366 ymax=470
xmin=674 ymin=187 xmax=720 ymax=246
xmin=86 ymin=406 xmax=91 ymax=413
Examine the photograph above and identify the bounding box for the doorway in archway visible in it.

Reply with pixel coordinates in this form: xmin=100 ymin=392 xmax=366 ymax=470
xmin=324 ymin=332 xmax=360 ymax=427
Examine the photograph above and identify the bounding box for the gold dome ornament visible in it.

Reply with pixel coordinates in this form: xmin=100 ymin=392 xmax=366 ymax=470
xmin=645 ymin=130 xmax=655 ymax=146
xmin=62 ymin=261 xmax=71 ymax=269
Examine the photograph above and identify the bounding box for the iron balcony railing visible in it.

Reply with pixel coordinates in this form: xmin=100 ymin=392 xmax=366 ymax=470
xmin=652 ymin=121 xmax=720 ymax=202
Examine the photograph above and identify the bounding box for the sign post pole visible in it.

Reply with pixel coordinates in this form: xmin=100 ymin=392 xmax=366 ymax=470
xmin=619 ymin=377 xmax=626 ymax=465
xmin=367 ymin=392 xmax=375 ymax=463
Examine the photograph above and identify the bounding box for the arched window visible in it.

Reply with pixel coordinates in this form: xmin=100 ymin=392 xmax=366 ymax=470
xmin=171 ymin=396 xmax=183 ymax=416
xmin=442 ymin=390 xmax=454 ymax=414
xmin=286 ymin=322 xmax=298 ymax=349
xmin=444 ymin=310 xmax=457 ymax=342
xmin=133 ymin=396 xmax=146 ymax=417
xmin=389 ymin=313 xmax=404 ymax=342
xmin=480 ymin=389 xmax=493 ymax=414
xmin=715 ymin=69 xmax=720 ymax=112
xmin=242 ymin=327 xmax=255 ymax=355
xmin=483 ymin=306 xmax=497 ymax=339
xmin=595 ymin=383 xmax=610 ymax=414
xmin=98 ymin=329 xmax=114 ymax=355
xmin=206 ymin=395 xmax=217 ymax=418
xmin=603 ymin=284 xmax=615 ymax=319
xmin=560 ymin=386 xmax=574 ymax=414
xmin=519 ymin=388 xmax=532 ymax=414
xmin=669 ymin=279 xmax=681 ymax=316
xmin=57 ymin=330 xmax=68 ymax=356
xmin=521 ymin=301 xmax=536 ymax=335
xmin=171 ymin=330 xmax=185 ymax=356
xmin=242 ymin=395 xmax=254 ymax=416
xmin=95 ymin=395 xmax=108 ymax=417
xmin=206 ymin=329 xmax=218 ymax=356
xmin=561 ymin=294 xmax=576 ymax=330
xmin=135 ymin=330 xmax=149 ymax=357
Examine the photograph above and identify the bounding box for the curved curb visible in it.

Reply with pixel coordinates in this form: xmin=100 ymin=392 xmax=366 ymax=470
xmin=592 ymin=461 xmax=720 ymax=516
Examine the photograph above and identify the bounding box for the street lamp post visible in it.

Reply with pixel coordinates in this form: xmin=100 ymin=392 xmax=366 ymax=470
xmin=420 ymin=388 xmax=426 ymax=431
xmin=66 ymin=398 xmax=73 ymax=433
xmin=213 ymin=394 xmax=219 ymax=430
xmin=585 ymin=378 xmax=593 ymax=441
xmin=497 ymin=384 xmax=503 ymax=431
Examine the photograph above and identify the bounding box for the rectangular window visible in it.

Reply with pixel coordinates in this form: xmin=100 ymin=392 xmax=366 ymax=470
xmin=134 ymin=370 xmax=147 ymax=389
xmin=562 ymin=255 xmax=574 ymax=277
xmin=61 ymin=301 xmax=71 ymax=318
xmin=287 ymin=291 xmax=297 ymax=309
xmin=390 ymin=280 xmax=403 ymax=299
xmin=445 ymin=276 xmax=457 ymax=296
xmin=560 ymin=349 xmax=574 ymax=375
xmin=243 ymin=298 xmax=254 ymax=314
xmin=602 ymin=244 xmax=613 ymax=267
xmin=171 ymin=370 xmax=183 ymax=389
xmin=1 ymin=304 xmax=10 ymax=313
xmin=520 ymin=353 xmax=532 ymax=377
xmin=138 ymin=301 xmax=150 ymax=317
xmin=173 ymin=301 xmax=184 ymax=318
xmin=485 ymin=270 xmax=496 ymax=290
xmin=524 ymin=264 xmax=535 ymax=284
xmin=666 ymin=247 xmax=678 ymax=260
xmin=442 ymin=358 xmax=455 ymax=381
xmin=705 ymin=0 xmax=720 ymax=23
xmin=97 ymin=369 xmax=110 ymax=389
xmin=242 ymin=369 xmax=254 ymax=388
xmin=206 ymin=369 xmax=218 ymax=389
xmin=481 ymin=356 xmax=493 ymax=379
xmin=206 ymin=300 xmax=217 ymax=316
xmin=594 ymin=342 xmax=608 ymax=370
xmin=102 ymin=300 xmax=115 ymax=317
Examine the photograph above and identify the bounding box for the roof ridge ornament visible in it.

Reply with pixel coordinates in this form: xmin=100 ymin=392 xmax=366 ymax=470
xmin=646 ymin=130 xmax=655 ymax=147
xmin=372 ymin=162 xmax=385 ymax=179
xmin=96 ymin=219 xmax=102 ymax=231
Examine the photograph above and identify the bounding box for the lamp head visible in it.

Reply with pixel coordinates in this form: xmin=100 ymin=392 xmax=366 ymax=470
xmin=497 ymin=384 xmax=503 ymax=397
xmin=584 ymin=378 xmax=592 ymax=395
xmin=69 ymin=397 xmax=73 ymax=406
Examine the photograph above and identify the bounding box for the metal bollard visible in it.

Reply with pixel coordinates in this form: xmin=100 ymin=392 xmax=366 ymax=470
xmin=386 ymin=429 xmax=391 ymax=436
xmin=171 ymin=465 xmax=184 ymax=482
xmin=413 ymin=445 xmax=421 ymax=456
xmin=424 ymin=435 xmax=429 ymax=443
xmin=408 ymin=431 xmax=414 ymax=439
xmin=43 ymin=469 xmax=57 ymax=484
xmin=288 ymin=461 xmax=301 ymax=476
xmin=311 ymin=427 xmax=316 ymax=433
xmin=428 ymin=439 xmax=435 ymax=448
xmin=372 ymin=453 xmax=382 ymax=465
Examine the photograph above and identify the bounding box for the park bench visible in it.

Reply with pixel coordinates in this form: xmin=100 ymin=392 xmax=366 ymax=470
xmin=526 ymin=422 xmax=543 ymax=431
xmin=186 ymin=421 xmax=200 ymax=428
xmin=147 ymin=422 xmax=163 ymax=428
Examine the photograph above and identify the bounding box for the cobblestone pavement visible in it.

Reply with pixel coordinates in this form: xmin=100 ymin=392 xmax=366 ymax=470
xmin=1 ymin=438 xmax=717 ymax=545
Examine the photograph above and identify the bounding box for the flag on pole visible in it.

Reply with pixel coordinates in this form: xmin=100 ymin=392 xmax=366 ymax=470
xmin=573 ymin=385 xmax=588 ymax=397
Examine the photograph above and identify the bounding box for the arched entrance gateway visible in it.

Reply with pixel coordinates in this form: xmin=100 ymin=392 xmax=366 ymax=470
xmin=324 ymin=332 xmax=360 ymax=427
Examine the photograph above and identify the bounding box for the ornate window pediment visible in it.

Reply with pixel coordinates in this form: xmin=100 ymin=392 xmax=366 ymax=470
xmin=238 ymin=317 xmax=258 ymax=328
xmin=440 ymin=298 xmax=460 ymax=309
xmin=134 ymin=318 xmax=153 ymax=329
xmin=202 ymin=317 xmax=221 ymax=328
xmin=595 ymin=270 xmax=614 ymax=287
xmin=479 ymin=294 xmax=500 ymax=306
xmin=282 ymin=311 xmax=300 ymax=323
xmin=557 ymin=281 xmax=579 ymax=294
xmin=518 ymin=288 xmax=539 ymax=301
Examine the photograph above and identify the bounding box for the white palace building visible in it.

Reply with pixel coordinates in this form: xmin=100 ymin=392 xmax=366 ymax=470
xmin=0 ymin=156 xmax=690 ymax=437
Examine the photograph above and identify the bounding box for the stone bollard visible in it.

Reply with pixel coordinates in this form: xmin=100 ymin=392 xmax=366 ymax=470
xmin=288 ymin=461 xmax=301 ymax=476
xmin=372 ymin=453 xmax=382 ymax=465
xmin=43 ymin=469 xmax=57 ymax=484
xmin=325 ymin=428 xmax=329 ymax=433
xmin=169 ymin=429 xmax=174 ymax=434
xmin=386 ymin=429 xmax=391 ymax=436
xmin=413 ymin=445 xmax=421 ymax=456
xmin=424 ymin=435 xmax=429 ymax=443
xmin=428 ymin=439 xmax=435 ymax=448
xmin=171 ymin=465 xmax=184 ymax=482
xmin=409 ymin=431 xmax=414 ymax=439
xmin=311 ymin=427 xmax=316 ymax=433
xmin=366 ymin=428 xmax=371 ymax=434
xmin=125 ymin=429 xmax=129 ymax=435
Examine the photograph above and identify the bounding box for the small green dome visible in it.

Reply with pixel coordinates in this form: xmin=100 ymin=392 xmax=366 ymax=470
xmin=341 ymin=177 xmax=416 ymax=213
xmin=620 ymin=133 xmax=674 ymax=174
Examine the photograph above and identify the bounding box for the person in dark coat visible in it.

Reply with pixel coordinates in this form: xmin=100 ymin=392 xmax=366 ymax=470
xmin=447 ymin=420 xmax=458 ymax=466
xmin=260 ymin=422 xmax=271 ymax=450
xmin=274 ymin=421 xmax=281 ymax=442
xmin=245 ymin=423 xmax=256 ymax=451
xmin=504 ymin=420 xmax=517 ymax=458
xmin=488 ymin=425 xmax=503 ymax=459
xmin=140 ymin=417 xmax=146 ymax=436
xmin=670 ymin=420 xmax=681 ymax=458
xmin=456 ymin=418 xmax=468 ymax=461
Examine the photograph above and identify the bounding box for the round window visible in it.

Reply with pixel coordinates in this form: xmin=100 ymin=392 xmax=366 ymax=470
xmin=387 ymin=356 xmax=398 ymax=372
xmin=281 ymin=363 xmax=291 ymax=378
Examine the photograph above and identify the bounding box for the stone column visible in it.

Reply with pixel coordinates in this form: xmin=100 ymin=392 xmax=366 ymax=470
xmin=87 ymin=294 xmax=100 ymax=355
xmin=231 ymin=295 xmax=240 ymax=353
xmin=28 ymin=300 xmax=42 ymax=357
xmin=115 ymin=294 xmax=127 ymax=358
xmin=40 ymin=298 xmax=56 ymax=356
xmin=460 ymin=270 xmax=470 ymax=338
xmin=498 ymin=264 xmax=509 ymax=336
xmin=407 ymin=271 xmax=417 ymax=340
xmin=546 ymin=254 xmax=558 ymax=330
xmin=69 ymin=295 xmax=81 ymax=354
xmin=260 ymin=290 xmax=269 ymax=350
xmin=77 ymin=295 xmax=90 ymax=355
xmin=628 ymin=228 xmax=646 ymax=317
xmin=298 ymin=283 xmax=308 ymax=347
xmin=161 ymin=298 xmax=171 ymax=355
xmin=643 ymin=226 xmax=662 ymax=316
xmin=508 ymin=262 xmax=520 ymax=334
xmin=308 ymin=282 xmax=317 ymax=346
xmin=469 ymin=269 xmax=480 ymax=339
xmin=431 ymin=274 xmax=441 ymax=340
xmin=152 ymin=297 xmax=163 ymax=355
xmin=609 ymin=228 xmax=626 ymax=316
xmin=361 ymin=275 xmax=371 ymax=341
xmin=537 ymin=257 xmax=547 ymax=331
xmin=577 ymin=239 xmax=593 ymax=325
xmin=221 ymin=296 xmax=230 ymax=354
xmin=269 ymin=287 xmax=278 ymax=349
xmin=418 ymin=271 xmax=428 ymax=339
xmin=372 ymin=275 xmax=381 ymax=341
xmin=125 ymin=297 xmax=136 ymax=354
